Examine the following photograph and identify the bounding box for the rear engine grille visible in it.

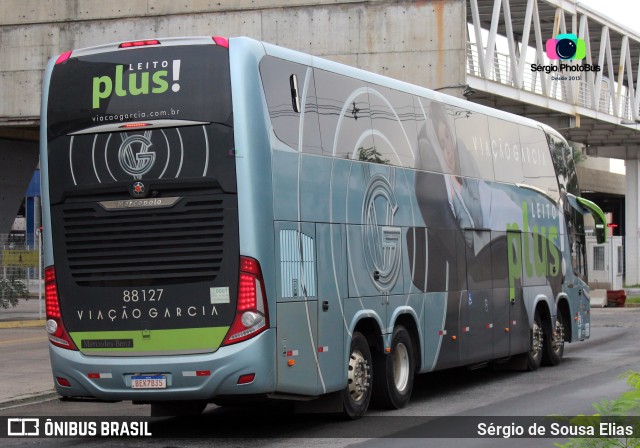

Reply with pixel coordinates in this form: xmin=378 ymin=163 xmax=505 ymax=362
xmin=56 ymin=196 xmax=232 ymax=286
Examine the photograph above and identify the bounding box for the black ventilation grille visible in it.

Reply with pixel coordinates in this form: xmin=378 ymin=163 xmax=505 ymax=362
xmin=54 ymin=196 xmax=233 ymax=287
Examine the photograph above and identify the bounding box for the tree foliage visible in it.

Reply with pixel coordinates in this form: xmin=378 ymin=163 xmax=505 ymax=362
xmin=0 ymin=277 xmax=29 ymax=309
xmin=555 ymin=371 xmax=640 ymax=448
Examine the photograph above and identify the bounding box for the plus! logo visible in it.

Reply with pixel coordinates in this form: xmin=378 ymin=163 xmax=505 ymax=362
xmin=545 ymin=33 xmax=586 ymax=60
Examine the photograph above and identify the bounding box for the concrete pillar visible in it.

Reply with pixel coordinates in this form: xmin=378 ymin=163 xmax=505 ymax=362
xmin=625 ymin=160 xmax=640 ymax=285
xmin=0 ymin=139 xmax=39 ymax=237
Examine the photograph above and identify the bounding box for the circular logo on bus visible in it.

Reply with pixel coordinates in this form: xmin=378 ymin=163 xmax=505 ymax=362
xmin=118 ymin=132 xmax=156 ymax=179
xmin=361 ymin=172 xmax=402 ymax=293
xmin=132 ymin=181 xmax=145 ymax=197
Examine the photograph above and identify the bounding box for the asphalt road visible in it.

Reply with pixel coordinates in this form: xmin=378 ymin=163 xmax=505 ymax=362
xmin=1 ymin=307 xmax=639 ymax=447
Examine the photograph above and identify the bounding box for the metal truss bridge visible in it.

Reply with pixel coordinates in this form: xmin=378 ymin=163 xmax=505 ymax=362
xmin=466 ymin=0 xmax=640 ymax=159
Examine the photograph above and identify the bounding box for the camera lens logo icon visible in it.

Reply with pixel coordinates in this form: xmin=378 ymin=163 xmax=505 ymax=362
xmin=546 ymin=33 xmax=586 ymax=60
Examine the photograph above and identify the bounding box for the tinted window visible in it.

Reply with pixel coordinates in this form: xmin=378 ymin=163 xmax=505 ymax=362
xmin=519 ymin=126 xmax=559 ymax=201
xmin=368 ymin=86 xmax=418 ymax=167
xmin=546 ymin=130 xmax=568 ymax=193
xmin=47 ymin=124 xmax=235 ymax=204
xmin=454 ymin=110 xmax=494 ymax=181
xmin=415 ymin=98 xmax=460 ymax=175
xmin=314 ymin=69 xmax=374 ymax=160
xmin=260 ymin=56 xmax=322 ymax=154
xmin=48 ymin=45 xmax=232 ymax=139
xmin=489 ymin=117 xmax=523 ymax=184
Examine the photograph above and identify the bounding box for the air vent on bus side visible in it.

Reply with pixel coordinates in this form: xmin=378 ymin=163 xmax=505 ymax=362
xmin=56 ymin=195 xmax=232 ymax=287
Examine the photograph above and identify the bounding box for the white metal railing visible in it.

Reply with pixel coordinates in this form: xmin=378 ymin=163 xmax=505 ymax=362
xmin=466 ymin=41 xmax=636 ymax=120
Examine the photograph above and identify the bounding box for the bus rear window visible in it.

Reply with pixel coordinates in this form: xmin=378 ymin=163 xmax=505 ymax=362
xmin=47 ymin=44 xmax=232 ymax=139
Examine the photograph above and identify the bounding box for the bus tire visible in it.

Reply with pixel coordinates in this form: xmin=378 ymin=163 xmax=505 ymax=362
xmin=542 ymin=312 xmax=565 ymax=366
xmin=372 ymin=325 xmax=415 ymax=410
xmin=341 ymin=332 xmax=373 ymax=419
xmin=527 ymin=310 xmax=544 ymax=371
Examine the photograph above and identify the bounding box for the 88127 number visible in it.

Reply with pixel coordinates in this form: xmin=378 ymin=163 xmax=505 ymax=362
xmin=122 ymin=289 xmax=163 ymax=303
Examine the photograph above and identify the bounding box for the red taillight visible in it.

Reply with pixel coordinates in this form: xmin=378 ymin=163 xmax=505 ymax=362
xmin=222 ymin=257 xmax=269 ymax=346
xmin=213 ymin=36 xmax=229 ymax=48
xmin=45 ymin=266 xmax=77 ymax=351
xmin=237 ymin=373 xmax=255 ymax=385
xmin=119 ymin=39 xmax=161 ymax=48
xmin=45 ymin=266 xmax=60 ymax=319
xmin=55 ymin=51 xmax=72 ymax=65
xmin=119 ymin=123 xmax=151 ymax=129
xmin=238 ymin=272 xmax=257 ymax=311
xmin=56 ymin=377 xmax=72 ymax=387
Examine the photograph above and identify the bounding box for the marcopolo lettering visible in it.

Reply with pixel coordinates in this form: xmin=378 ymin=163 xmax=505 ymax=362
xmin=92 ymin=59 xmax=180 ymax=109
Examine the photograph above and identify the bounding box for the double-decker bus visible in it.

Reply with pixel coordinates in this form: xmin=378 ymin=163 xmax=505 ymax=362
xmin=41 ymin=36 xmax=606 ymax=418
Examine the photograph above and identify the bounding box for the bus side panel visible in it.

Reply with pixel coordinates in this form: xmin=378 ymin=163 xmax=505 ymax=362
xmin=230 ymin=37 xmax=278 ymax=309
xmin=421 ymin=291 xmax=448 ymax=373
xmin=276 ymin=301 xmax=319 ymax=395
xmin=40 ymin=57 xmax=56 ymax=268
xmin=431 ymin=290 xmax=463 ymax=371
xmin=316 ymin=223 xmax=348 ymax=393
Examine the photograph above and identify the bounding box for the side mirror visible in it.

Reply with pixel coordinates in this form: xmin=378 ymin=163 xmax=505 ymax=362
xmin=567 ymin=195 xmax=607 ymax=244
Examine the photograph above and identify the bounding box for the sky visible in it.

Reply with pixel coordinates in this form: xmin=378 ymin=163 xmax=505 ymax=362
xmin=577 ymin=0 xmax=640 ymax=34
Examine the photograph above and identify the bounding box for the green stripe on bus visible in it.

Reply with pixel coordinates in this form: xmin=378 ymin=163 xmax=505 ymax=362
xmin=70 ymin=327 xmax=229 ymax=352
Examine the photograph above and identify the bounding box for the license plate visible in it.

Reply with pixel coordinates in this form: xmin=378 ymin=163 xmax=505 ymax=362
xmin=131 ymin=375 xmax=166 ymax=389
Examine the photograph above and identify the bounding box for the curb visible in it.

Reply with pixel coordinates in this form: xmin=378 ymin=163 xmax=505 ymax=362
xmin=0 ymin=319 xmax=45 ymax=329
xmin=0 ymin=392 xmax=58 ymax=409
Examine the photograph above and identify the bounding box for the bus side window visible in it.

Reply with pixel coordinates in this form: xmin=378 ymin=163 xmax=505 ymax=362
xmin=453 ymin=109 xmax=494 ymax=181
xmin=313 ymin=68 xmax=373 ymax=160
xmin=519 ymin=126 xmax=560 ymax=202
xmin=368 ymin=85 xmax=418 ymax=168
xmin=259 ymin=56 xmax=322 ymax=154
xmin=415 ymin=97 xmax=460 ymax=175
xmin=488 ymin=117 xmax=523 ymax=184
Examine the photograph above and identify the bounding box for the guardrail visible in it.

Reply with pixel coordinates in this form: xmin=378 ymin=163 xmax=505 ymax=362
xmin=466 ymin=42 xmax=636 ymax=121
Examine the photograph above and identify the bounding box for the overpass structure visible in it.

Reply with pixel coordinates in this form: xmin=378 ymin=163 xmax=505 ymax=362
xmin=1 ymin=0 xmax=639 ymax=281
xmin=464 ymin=0 xmax=640 ymax=283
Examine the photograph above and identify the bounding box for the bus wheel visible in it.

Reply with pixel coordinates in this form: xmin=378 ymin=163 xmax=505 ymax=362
xmin=542 ymin=312 xmax=565 ymax=366
xmin=372 ymin=325 xmax=415 ymax=409
xmin=341 ymin=332 xmax=372 ymax=419
xmin=527 ymin=310 xmax=544 ymax=371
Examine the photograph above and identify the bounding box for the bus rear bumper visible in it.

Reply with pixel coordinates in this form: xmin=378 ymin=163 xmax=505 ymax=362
xmin=48 ymin=329 xmax=276 ymax=401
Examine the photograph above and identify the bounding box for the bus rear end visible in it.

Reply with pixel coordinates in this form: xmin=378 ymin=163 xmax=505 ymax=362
xmin=41 ymin=37 xmax=273 ymax=409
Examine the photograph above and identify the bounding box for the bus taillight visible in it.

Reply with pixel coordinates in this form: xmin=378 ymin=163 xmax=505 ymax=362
xmin=45 ymin=266 xmax=77 ymax=351
xmin=212 ymin=36 xmax=229 ymax=48
xmin=119 ymin=40 xmax=161 ymax=48
xmin=55 ymin=51 xmax=72 ymax=65
xmin=222 ymin=257 xmax=269 ymax=346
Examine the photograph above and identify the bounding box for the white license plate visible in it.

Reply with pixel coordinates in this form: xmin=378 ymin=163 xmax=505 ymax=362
xmin=131 ymin=375 xmax=166 ymax=389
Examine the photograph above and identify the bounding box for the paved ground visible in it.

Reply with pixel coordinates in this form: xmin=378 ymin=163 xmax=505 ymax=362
xmin=0 ymin=298 xmax=637 ymax=406
xmin=0 ymin=298 xmax=45 ymax=328
xmin=0 ymin=307 xmax=639 ymax=447
xmin=0 ymin=298 xmax=51 ymax=403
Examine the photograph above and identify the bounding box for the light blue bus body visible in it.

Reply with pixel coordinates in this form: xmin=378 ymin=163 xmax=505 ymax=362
xmin=41 ymin=36 xmax=603 ymax=416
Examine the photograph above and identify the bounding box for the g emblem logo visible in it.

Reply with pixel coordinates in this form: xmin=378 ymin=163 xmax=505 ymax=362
xmin=118 ymin=131 xmax=156 ymax=179
xmin=361 ymin=171 xmax=402 ymax=293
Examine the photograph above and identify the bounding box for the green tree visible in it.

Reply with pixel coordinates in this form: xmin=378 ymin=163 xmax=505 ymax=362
xmin=0 ymin=277 xmax=29 ymax=309
xmin=357 ymin=146 xmax=390 ymax=165
xmin=555 ymin=371 xmax=640 ymax=448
